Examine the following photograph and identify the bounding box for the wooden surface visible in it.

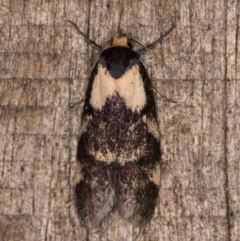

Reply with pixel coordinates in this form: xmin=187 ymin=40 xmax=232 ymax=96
xmin=0 ymin=0 xmax=239 ymax=240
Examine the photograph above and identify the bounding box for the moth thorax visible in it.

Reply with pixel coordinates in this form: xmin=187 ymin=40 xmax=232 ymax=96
xmin=111 ymin=34 xmax=128 ymax=47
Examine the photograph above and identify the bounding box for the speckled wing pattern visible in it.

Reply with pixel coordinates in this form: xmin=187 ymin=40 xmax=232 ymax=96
xmin=75 ymin=44 xmax=161 ymax=229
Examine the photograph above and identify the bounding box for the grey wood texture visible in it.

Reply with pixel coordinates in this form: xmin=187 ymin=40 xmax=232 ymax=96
xmin=0 ymin=0 xmax=239 ymax=240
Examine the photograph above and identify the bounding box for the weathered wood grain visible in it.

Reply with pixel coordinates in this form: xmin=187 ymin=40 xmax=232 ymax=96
xmin=0 ymin=0 xmax=239 ymax=240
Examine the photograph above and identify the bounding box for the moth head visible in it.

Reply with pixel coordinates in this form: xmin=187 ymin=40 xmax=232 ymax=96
xmin=110 ymin=33 xmax=132 ymax=49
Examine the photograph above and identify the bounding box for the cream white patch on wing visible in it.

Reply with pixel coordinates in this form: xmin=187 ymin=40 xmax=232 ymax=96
xmin=142 ymin=115 xmax=160 ymax=140
xmin=95 ymin=149 xmax=117 ymax=164
xmin=149 ymin=163 xmax=161 ymax=186
xmin=90 ymin=65 xmax=116 ymax=110
xmin=75 ymin=161 xmax=83 ymax=184
xmin=79 ymin=115 xmax=92 ymax=135
xmin=90 ymin=65 xmax=146 ymax=112
xmin=118 ymin=146 xmax=144 ymax=165
xmin=117 ymin=65 xmax=146 ymax=112
xmin=147 ymin=118 xmax=160 ymax=140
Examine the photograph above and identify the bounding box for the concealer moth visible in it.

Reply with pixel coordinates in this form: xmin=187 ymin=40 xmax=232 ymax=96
xmin=69 ymin=21 xmax=175 ymax=230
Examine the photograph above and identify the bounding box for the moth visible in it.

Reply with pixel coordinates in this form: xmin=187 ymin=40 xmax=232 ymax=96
xmin=69 ymin=21 xmax=175 ymax=230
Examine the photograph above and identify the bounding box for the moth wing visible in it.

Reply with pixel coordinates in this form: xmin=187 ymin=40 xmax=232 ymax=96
xmin=75 ymin=63 xmax=117 ymax=229
xmin=116 ymin=62 xmax=161 ymax=226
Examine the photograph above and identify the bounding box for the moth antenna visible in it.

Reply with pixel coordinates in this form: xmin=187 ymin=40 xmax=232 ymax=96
xmin=101 ymin=39 xmax=112 ymax=50
xmin=117 ymin=4 xmax=124 ymax=33
xmin=67 ymin=20 xmax=101 ymax=51
xmin=128 ymin=38 xmax=145 ymax=48
xmin=137 ymin=23 xmax=176 ymax=54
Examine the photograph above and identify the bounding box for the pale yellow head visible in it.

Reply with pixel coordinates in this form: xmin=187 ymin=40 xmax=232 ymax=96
xmin=111 ymin=33 xmax=129 ymax=48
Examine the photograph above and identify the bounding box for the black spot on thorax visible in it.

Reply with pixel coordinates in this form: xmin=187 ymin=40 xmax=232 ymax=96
xmin=99 ymin=47 xmax=139 ymax=79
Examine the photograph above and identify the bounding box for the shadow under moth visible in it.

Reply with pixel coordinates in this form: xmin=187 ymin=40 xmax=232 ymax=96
xmin=69 ymin=21 xmax=175 ymax=231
